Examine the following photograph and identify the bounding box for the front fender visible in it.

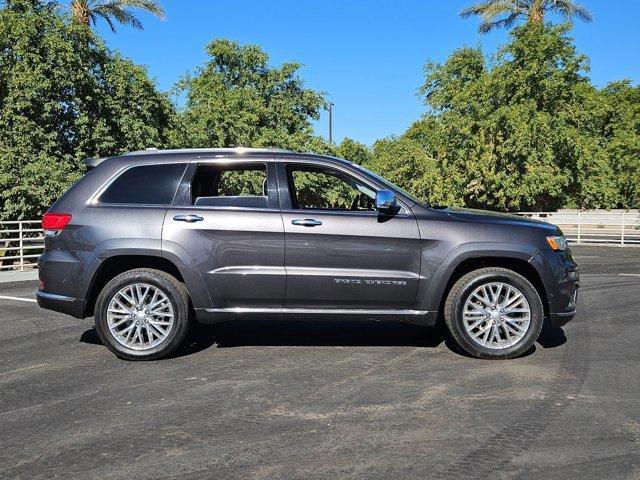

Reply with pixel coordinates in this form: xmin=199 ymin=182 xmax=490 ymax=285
xmin=418 ymin=242 xmax=541 ymax=312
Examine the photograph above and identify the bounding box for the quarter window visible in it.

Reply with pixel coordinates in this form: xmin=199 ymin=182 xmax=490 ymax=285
xmin=287 ymin=166 xmax=376 ymax=211
xmin=99 ymin=163 xmax=186 ymax=205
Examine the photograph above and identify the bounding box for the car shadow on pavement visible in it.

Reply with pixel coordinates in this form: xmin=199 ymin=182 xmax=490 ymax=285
xmin=79 ymin=325 xmax=219 ymax=359
xmin=205 ymin=319 xmax=446 ymax=349
xmin=537 ymin=321 xmax=567 ymax=349
xmin=80 ymin=320 xmax=446 ymax=357
xmin=80 ymin=319 xmax=565 ymax=359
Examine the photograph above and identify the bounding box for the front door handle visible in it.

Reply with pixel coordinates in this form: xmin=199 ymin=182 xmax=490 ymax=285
xmin=291 ymin=219 xmax=322 ymax=227
xmin=173 ymin=214 xmax=204 ymax=223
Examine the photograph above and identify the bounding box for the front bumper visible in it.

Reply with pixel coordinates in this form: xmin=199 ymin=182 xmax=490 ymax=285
xmin=531 ymin=248 xmax=580 ymax=328
xmin=549 ymin=310 xmax=576 ymax=328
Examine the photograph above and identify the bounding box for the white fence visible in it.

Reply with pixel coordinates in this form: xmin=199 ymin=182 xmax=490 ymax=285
xmin=516 ymin=211 xmax=640 ymax=246
xmin=0 ymin=220 xmax=44 ymax=271
xmin=0 ymin=211 xmax=638 ymax=272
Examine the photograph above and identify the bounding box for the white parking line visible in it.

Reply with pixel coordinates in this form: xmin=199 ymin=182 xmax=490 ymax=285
xmin=619 ymin=273 xmax=640 ymax=277
xmin=0 ymin=295 xmax=37 ymax=303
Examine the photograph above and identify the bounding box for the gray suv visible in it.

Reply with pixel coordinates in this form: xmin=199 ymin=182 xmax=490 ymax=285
xmin=37 ymin=148 xmax=579 ymax=360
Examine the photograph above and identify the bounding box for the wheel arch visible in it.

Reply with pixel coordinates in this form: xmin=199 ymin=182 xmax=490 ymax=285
xmin=439 ymin=257 xmax=549 ymax=318
xmin=420 ymin=243 xmax=549 ymax=318
xmin=83 ymin=254 xmax=185 ymax=318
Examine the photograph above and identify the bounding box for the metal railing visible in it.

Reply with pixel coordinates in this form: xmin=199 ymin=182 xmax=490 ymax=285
xmin=0 ymin=220 xmax=44 ymax=271
xmin=516 ymin=211 xmax=640 ymax=246
xmin=0 ymin=210 xmax=637 ymax=273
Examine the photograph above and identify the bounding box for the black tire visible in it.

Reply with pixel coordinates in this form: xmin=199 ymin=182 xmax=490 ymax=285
xmin=94 ymin=268 xmax=192 ymax=361
xmin=444 ymin=267 xmax=544 ymax=359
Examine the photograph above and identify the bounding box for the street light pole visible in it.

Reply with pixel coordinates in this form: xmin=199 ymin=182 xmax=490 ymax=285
xmin=326 ymin=102 xmax=334 ymax=143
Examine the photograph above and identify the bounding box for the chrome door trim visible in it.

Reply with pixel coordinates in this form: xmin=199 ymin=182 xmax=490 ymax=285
xmin=205 ymin=307 xmax=429 ymax=315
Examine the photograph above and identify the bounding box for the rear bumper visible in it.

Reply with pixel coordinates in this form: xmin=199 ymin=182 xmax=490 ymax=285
xmin=37 ymin=248 xmax=99 ymax=318
xmin=36 ymin=290 xmax=84 ymax=318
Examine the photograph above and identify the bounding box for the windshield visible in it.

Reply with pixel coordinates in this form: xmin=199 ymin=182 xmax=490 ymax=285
xmin=354 ymin=164 xmax=425 ymax=206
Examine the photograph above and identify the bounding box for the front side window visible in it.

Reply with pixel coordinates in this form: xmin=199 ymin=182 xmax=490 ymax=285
xmin=190 ymin=163 xmax=269 ymax=208
xmin=99 ymin=163 xmax=186 ymax=205
xmin=287 ymin=165 xmax=376 ymax=211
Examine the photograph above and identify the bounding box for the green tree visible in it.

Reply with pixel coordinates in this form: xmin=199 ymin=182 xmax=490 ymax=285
xmin=0 ymin=0 xmax=175 ymax=219
xmin=70 ymin=0 xmax=164 ymax=31
xmin=173 ymin=39 xmax=327 ymax=151
xmin=369 ymin=136 xmax=458 ymax=207
xmin=598 ymin=82 xmax=640 ymax=208
xmin=461 ymin=0 xmax=592 ymax=33
xmin=370 ymin=23 xmax=626 ymax=211
xmin=336 ymin=138 xmax=371 ymax=165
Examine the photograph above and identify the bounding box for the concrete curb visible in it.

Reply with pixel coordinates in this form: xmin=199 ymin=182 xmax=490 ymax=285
xmin=0 ymin=270 xmax=38 ymax=284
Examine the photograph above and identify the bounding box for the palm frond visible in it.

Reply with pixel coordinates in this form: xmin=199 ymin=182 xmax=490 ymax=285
xmin=71 ymin=0 xmax=165 ymax=31
xmin=460 ymin=1 xmax=496 ymax=18
xmin=549 ymin=0 xmax=593 ymax=22
xmin=97 ymin=4 xmax=144 ymax=29
xmin=462 ymin=0 xmax=529 ymax=33
xmin=93 ymin=10 xmax=118 ymax=32
xmin=478 ymin=11 xmax=522 ymax=33
xmin=462 ymin=0 xmax=592 ymax=33
xmin=114 ymin=0 xmax=165 ymax=20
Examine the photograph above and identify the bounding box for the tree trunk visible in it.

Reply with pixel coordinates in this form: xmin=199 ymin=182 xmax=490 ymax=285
xmin=529 ymin=0 xmax=544 ymax=25
xmin=71 ymin=0 xmax=91 ymax=26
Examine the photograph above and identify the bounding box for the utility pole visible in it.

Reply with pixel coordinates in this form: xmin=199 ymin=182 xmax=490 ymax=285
xmin=326 ymin=102 xmax=334 ymax=143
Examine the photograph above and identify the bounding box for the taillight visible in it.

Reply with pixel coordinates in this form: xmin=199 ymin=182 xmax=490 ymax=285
xmin=42 ymin=213 xmax=72 ymax=235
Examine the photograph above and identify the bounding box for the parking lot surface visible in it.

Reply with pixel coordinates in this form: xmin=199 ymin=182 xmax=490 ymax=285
xmin=0 ymin=246 xmax=639 ymax=479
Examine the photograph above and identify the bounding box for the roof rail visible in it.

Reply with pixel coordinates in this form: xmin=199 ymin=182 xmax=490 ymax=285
xmin=122 ymin=147 xmax=295 ymax=156
xmin=84 ymin=157 xmax=109 ymax=169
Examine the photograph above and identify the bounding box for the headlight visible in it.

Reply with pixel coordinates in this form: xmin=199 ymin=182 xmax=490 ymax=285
xmin=546 ymin=235 xmax=568 ymax=251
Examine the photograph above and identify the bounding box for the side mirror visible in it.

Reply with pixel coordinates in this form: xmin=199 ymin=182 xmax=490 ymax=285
xmin=375 ymin=189 xmax=397 ymax=213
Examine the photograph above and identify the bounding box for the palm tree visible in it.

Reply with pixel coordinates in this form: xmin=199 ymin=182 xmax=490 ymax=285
xmin=70 ymin=0 xmax=165 ymax=32
xmin=461 ymin=0 xmax=592 ymax=33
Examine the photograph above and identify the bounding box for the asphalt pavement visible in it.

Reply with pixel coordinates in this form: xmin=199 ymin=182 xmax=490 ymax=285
xmin=0 ymin=246 xmax=639 ymax=479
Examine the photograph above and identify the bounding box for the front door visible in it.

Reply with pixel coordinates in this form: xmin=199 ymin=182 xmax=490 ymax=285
xmin=163 ymin=159 xmax=285 ymax=310
xmin=278 ymin=162 xmax=421 ymax=310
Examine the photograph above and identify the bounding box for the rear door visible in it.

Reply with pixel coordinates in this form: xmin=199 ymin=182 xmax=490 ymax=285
xmin=278 ymin=160 xmax=422 ymax=310
xmin=163 ymin=158 xmax=285 ymax=311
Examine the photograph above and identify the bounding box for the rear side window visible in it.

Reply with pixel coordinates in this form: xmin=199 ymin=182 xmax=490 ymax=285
xmin=99 ymin=163 xmax=186 ymax=205
xmin=190 ymin=163 xmax=269 ymax=208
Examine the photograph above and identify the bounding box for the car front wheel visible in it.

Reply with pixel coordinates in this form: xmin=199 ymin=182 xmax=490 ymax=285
xmin=94 ymin=268 xmax=191 ymax=361
xmin=444 ymin=267 xmax=544 ymax=359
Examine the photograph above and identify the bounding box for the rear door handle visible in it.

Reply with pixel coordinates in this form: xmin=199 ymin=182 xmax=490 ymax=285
xmin=291 ymin=219 xmax=322 ymax=227
xmin=173 ymin=214 xmax=204 ymax=223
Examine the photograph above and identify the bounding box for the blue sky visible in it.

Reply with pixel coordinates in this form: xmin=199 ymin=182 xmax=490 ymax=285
xmin=89 ymin=0 xmax=640 ymax=146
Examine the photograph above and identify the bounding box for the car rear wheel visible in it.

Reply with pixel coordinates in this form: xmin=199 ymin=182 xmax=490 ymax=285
xmin=444 ymin=267 xmax=544 ymax=359
xmin=94 ymin=268 xmax=191 ymax=361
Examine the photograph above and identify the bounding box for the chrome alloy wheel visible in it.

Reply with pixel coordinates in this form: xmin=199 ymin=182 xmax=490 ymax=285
xmin=106 ymin=283 xmax=174 ymax=351
xmin=462 ymin=282 xmax=531 ymax=350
